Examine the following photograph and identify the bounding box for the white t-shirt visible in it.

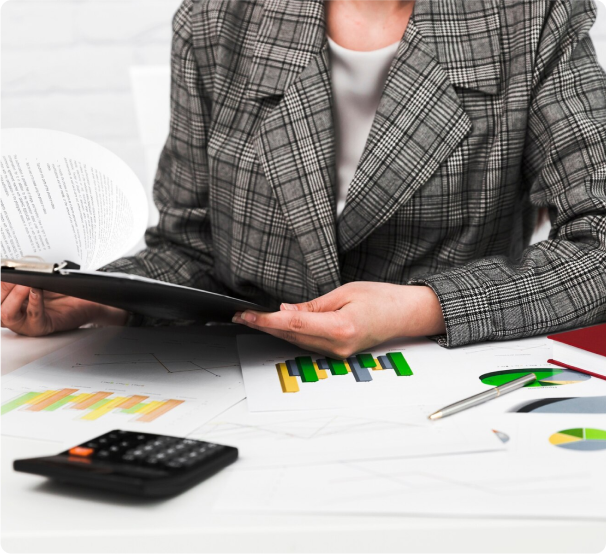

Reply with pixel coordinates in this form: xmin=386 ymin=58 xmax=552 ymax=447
xmin=327 ymin=36 xmax=399 ymax=217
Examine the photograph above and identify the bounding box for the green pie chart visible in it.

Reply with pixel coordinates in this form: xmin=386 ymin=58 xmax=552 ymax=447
xmin=479 ymin=368 xmax=591 ymax=388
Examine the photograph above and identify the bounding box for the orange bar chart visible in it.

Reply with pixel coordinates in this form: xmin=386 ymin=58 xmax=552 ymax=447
xmin=2 ymin=388 xmax=186 ymax=423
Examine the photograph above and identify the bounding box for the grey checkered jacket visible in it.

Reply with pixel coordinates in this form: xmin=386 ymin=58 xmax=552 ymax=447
xmin=102 ymin=0 xmax=606 ymax=347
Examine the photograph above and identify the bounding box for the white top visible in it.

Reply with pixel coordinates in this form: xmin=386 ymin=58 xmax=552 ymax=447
xmin=327 ymin=36 xmax=400 ymax=217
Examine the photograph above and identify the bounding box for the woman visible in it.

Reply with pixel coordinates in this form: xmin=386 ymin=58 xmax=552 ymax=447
xmin=2 ymin=0 xmax=606 ymax=358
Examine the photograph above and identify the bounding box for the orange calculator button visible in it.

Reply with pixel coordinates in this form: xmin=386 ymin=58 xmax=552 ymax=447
xmin=68 ymin=446 xmax=94 ymax=457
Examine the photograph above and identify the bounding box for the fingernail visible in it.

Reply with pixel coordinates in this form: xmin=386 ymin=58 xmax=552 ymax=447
xmin=241 ymin=311 xmax=257 ymax=323
xmin=30 ymin=289 xmax=38 ymax=298
xmin=281 ymin=303 xmax=298 ymax=311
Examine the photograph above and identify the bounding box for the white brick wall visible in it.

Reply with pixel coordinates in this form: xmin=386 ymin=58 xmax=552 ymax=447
xmin=1 ymin=0 xmax=181 ymax=189
xmin=1 ymin=0 xmax=605 ymax=195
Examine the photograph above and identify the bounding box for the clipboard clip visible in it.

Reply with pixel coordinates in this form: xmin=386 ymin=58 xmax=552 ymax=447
xmin=1 ymin=256 xmax=80 ymax=273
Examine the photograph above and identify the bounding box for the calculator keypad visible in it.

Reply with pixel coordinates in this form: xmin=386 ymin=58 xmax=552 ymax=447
xmin=68 ymin=431 xmax=225 ymax=471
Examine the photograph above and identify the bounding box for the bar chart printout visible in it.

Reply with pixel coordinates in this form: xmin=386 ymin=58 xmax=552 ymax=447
xmin=1 ymin=388 xmax=184 ymax=422
xmin=276 ymin=352 xmax=413 ymax=393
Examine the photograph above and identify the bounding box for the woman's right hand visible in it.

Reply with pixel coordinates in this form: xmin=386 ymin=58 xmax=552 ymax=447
xmin=1 ymin=283 xmax=128 ymax=337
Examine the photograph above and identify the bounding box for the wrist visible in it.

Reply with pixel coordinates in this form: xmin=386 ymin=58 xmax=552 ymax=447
xmin=399 ymin=285 xmax=446 ymax=337
xmin=89 ymin=302 xmax=129 ymax=326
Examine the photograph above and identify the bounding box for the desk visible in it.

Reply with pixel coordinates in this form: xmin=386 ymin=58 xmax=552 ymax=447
xmin=2 ymin=327 xmax=605 ymax=553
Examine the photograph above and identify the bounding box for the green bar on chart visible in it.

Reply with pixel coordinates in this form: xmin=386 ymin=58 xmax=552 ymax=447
xmin=326 ymin=358 xmax=348 ymax=375
xmin=121 ymin=402 xmax=147 ymax=414
xmin=356 ymin=353 xmax=377 ymax=368
xmin=1 ymin=392 xmax=41 ymax=415
xmin=87 ymin=398 xmax=112 ymax=411
xmin=295 ymin=356 xmax=319 ymax=382
xmin=386 ymin=352 xmax=413 ymax=376
xmin=44 ymin=395 xmax=76 ymax=411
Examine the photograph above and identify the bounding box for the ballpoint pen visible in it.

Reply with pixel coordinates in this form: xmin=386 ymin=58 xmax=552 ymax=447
xmin=428 ymin=373 xmax=537 ymax=420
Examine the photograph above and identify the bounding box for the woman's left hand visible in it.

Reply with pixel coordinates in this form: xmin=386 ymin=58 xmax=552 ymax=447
xmin=232 ymin=282 xmax=446 ymax=358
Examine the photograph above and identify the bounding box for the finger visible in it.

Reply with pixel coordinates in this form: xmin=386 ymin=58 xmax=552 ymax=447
xmin=239 ymin=318 xmax=352 ymax=358
xmin=25 ymin=288 xmax=50 ymax=334
xmin=1 ymin=282 xmax=16 ymax=303
xmin=239 ymin=309 xmax=355 ymax=341
xmin=0 ymin=285 xmax=30 ymax=327
xmin=281 ymin=288 xmax=348 ymax=314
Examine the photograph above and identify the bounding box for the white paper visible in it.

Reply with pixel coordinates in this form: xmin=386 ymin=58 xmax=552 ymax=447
xmin=1 ymin=128 xmax=148 ymax=270
xmin=1 ymin=327 xmax=245 ymax=446
xmin=189 ymin=400 xmax=504 ymax=467
xmin=238 ymin=335 xmax=606 ymax=412
xmin=215 ymin=413 xmax=606 ymax=519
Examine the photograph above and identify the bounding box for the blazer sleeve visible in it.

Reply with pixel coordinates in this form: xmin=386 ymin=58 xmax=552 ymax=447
xmin=99 ymin=1 xmax=227 ymax=325
xmin=411 ymin=0 xmax=606 ymax=347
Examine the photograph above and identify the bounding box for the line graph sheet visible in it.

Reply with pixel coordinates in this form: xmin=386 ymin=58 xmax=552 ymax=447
xmin=189 ymin=400 xmax=505 ymax=467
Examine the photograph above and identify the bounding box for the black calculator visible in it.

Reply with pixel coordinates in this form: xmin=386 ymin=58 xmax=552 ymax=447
xmin=13 ymin=430 xmax=238 ymax=497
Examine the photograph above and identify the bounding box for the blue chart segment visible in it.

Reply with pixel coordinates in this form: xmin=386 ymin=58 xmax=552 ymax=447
xmin=513 ymin=396 xmax=606 ymax=414
xmin=275 ymin=352 xmax=413 ymax=393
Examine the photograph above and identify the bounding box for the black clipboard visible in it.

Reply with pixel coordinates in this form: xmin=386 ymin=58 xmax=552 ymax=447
xmin=1 ymin=258 xmax=269 ymax=322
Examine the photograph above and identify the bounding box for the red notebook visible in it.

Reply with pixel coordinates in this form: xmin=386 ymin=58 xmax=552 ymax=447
xmin=547 ymin=323 xmax=606 ymax=381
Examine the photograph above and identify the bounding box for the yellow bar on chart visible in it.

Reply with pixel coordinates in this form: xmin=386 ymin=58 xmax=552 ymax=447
xmin=25 ymin=390 xmax=57 ymax=406
xmin=136 ymin=399 xmax=184 ymax=423
xmin=81 ymin=397 xmax=128 ymax=421
xmin=136 ymin=401 xmax=164 ymax=415
xmin=70 ymin=393 xmax=93 ymax=404
xmin=344 ymin=360 xmax=352 ymax=372
xmin=313 ymin=362 xmax=328 ymax=379
xmin=276 ymin=363 xmax=300 ymax=393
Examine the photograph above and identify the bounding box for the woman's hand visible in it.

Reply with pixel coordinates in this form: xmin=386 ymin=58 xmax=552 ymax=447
xmin=1 ymin=283 xmax=128 ymax=337
xmin=232 ymin=282 xmax=446 ymax=358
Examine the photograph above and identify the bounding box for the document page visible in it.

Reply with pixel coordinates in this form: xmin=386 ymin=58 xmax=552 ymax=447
xmin=1 ymin=326 xmax=245 ymax=446
xmin=1 ymin=128 xmax=148 ymax=270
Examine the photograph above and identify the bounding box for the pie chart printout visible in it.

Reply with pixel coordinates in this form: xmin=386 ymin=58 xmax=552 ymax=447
xmin=549 ymin=428 xmax=606 ymax=451
xmin=479 ymin=368 xmax=591 ymax=388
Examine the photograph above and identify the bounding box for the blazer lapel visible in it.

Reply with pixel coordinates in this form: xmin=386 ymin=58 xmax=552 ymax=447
xmin=338 ymin=0 xmax=501 ymax=252
xmin=250 ymin=1 xmax=341 ymax=293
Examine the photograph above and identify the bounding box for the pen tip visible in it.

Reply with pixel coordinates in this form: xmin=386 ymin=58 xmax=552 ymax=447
xmin=428 ymin=412 xmax=442 ymax=421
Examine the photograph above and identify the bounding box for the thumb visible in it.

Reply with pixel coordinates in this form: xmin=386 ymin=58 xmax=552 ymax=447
xmin=281 ymin=288 xmax=347 ymax=313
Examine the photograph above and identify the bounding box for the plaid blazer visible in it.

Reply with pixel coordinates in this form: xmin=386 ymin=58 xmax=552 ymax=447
xmin=102 ymin=0 xmax=606 ymax=347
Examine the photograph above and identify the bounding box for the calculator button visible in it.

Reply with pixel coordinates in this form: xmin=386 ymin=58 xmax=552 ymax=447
xmin=69 ymin=446 xmax=94 ymax=457
xmin=96 ymin=450 xmax=110 ymax=459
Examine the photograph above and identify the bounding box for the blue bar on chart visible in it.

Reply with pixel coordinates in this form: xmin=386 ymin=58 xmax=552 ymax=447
xmin=378 ymin=356 xmax=393 ymax=370
xmin=316 ymin=359 xmax=330 ymax=370
xmin=286 ymin=359 xmax=300 ymax=377
xmin=347 ymin=357 xmax=372 ymax=382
